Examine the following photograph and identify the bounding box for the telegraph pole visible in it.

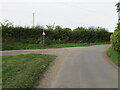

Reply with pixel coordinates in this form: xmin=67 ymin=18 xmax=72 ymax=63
xmin=43 ymin=29 xmax=45 ymax=44
xmin=42 ymin=29 xmax=46 ymax=45
xmin=33 ymin=12 xmax=35 ymax=28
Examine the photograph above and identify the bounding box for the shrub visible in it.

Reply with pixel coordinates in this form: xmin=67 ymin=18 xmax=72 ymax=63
xmin=111 ymin=30 xmax=120 ymax=52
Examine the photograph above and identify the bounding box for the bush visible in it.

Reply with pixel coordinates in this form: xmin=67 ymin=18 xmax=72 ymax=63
xmin=73 ymin=27 xmax=111 ymax=43
xmin=111 ymin=30 xmax=120 ymax=52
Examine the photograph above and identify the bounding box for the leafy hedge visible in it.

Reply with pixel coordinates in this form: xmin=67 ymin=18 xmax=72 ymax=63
xmin=111 ymin=30 xmax=120 ymax=53
xmin=2 ymin=26 xmax=43 ymax=39
xmin=2 ymin=26 xmax=111 ymax=44
xmin=1 ymin=21 xmax=112 ymax=45
xmin=111 ymin=2 xmax=120 ymax=53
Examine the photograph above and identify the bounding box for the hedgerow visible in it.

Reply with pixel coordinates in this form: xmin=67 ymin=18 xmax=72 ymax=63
xmin=111 ymin=2 xmax=120 ymax=53
xmin=111 ymin=30 xmax=120 ymax=52
xmin=1 ymin=21 xmax=111 ymax=45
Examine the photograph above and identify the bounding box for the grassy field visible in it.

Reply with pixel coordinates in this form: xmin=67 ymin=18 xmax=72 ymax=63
xmin=2 ymin=42 xmax=111 ymax=51
xmin=107 ymin=47 xmax=120 ymax=67
xmin=2 ymin=54 xmax=56 ymax=88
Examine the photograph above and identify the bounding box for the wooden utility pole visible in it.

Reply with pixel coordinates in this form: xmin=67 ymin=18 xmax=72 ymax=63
xmin=42 ymin=29 xmax=46 ymax=45
xmin=33 ymin=12 xmax=35 ymax=27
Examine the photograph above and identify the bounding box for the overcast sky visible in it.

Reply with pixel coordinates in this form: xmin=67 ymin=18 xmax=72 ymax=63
xmin=0 ymin=0 xmax=118 ymax=32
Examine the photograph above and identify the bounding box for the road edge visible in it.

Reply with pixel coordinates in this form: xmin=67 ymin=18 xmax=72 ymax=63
xmin=104 ymin=50 xmax=118 ymax=69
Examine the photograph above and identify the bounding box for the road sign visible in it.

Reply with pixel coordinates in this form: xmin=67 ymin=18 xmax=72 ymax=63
xmin=42 ymin=32 xmax=45 ymax=36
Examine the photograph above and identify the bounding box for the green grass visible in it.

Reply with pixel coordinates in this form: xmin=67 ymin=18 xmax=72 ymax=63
xmin=2 ymin=54 xmax=56 ymax=88
xmin=2 ymin=42 xmax=111 ymax=51
xmin=107 ymin=47 xmax=120 ymax=67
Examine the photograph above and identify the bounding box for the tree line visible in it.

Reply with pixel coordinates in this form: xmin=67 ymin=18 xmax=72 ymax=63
xmin=1 ymin=20 xmax=112 ymax=45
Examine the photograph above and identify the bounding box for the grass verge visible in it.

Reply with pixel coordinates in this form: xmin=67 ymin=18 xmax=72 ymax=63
xmin=2 ymin=42 xmax=111 ymax=51
xmin=107 ymin=47 xmax=120 ymax=67
xmin=2 ymin=54 xmax=56 ymax=88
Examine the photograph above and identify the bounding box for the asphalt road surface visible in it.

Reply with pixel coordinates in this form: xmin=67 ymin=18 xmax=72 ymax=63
xmin=2 ymin=45 xmax=118 ymax=88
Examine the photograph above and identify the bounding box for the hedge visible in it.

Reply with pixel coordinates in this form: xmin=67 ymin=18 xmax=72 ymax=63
xmin=111 ymin=30 xmax=120 ymax=52
xmin=2 ymin=25 xmax=112 ymax=44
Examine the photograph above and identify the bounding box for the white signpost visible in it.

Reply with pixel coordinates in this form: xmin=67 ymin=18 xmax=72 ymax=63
xmin=42 ymin=32 xmax=45 ymax=36
xmin=42 ymin=30 xmax=45 ymax=44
